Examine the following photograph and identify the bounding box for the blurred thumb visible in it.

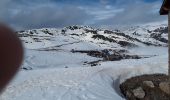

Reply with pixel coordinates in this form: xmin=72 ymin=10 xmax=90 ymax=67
xmin=0 ymin=24 xmax=24 ymax=93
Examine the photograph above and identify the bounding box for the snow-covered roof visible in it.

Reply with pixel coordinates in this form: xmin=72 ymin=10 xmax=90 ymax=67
xmin=160 ymin=0 xmax=170 ymax=15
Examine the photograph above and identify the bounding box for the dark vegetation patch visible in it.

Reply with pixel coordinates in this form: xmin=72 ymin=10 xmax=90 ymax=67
xmin=104 ymin=30 xmax=138 ymax=42
xmin=104 ymin=30 xmax=160 ymax=46
xmin=132 ymin=31 xmax=141 ymax=36
xmin=17 ymin=32 xmax=35 ymax=37
xmin=70 ymin=33 xmax=79 ymax=36
xmin=17 ymin=34 xmax=37 ymax=37
xmin=85 ymin=29 xmax=98 ymax=34
xmin=104 ymin=30 xmax=114 ymax=34
xmin=61 ymin=29 xmax=66 ymax=35
xmin=17 ymin=30 xmax=40 ymax=37
xmin=17 ymin=34 xmax=29 ymax=37
xmin=32 ymin=30 xmax=38 ymax=34
xmin=74 ymin=49 xmax=154 ymax=67
xmin=118 ymin=41 xmax=137 ymax=47
xmin=41 ymin=29 xmax=53 ymax=35
xmin=92 ymin=34 xmax=117 ymax=43
xmin=92 ymin=34 xmax=137 ymax=47
xmin=150 ymin=33 xmax=168 ymax=43
xmin=30 ymin=31 xmax=34 ymax=35
xmin=83 ymin=60 xmax=102 ymax=67
xmin=111 ymin=35 xmax=120 ymax=39
xmin=66 ymin=25 xmax=82 ymax=30
xmin=33 ymin=38 xmax=41 ymax=42
xmin=22 ymin=66 xmax=33 ymax=70
xmin=153 ymin=27 xmax=168 ymax=33
xmin=71 ymin=49 xmax=150 ymax=61
xmin=149 ymin=27 xmax=168 ymax=43
xmin=120 ymin=74 xmax=170 ymax=100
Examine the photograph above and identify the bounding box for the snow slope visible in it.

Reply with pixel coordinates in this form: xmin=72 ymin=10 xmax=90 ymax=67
xmin=17 ymin=24 xmax=168 ymax=70
xmin=1 ymin=48 xmax=168 ymax=100
xmin=0 ymin=24 xmax=168 ymax=100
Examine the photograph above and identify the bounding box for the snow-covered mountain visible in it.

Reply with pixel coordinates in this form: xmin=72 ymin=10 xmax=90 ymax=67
xmin=0 ymin=23 xmax=168 ymax=100
xmin=17 ymin=24 xmax=168 ymax=50
xmin=16 ymin=24 xmax=168 ymax=70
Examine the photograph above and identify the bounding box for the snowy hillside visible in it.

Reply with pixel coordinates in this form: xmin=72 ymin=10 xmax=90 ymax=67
xmin=0 ymin=23 xmax=168 ymax=100
xmin=16 ymin=24 xmax=168 ymax=70
xmin=18 ymin=24 xmax=168 ymax=50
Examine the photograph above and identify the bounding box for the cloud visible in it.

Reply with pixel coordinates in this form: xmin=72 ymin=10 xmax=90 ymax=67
xmin=95 ymin=1 xmax=167 ymax=26
xmin=0 ymin=1 xmax=92 ymax=30
xmin=0 ymin=0 xmax=167 ymax=30
xmin=9 ymin=6 xmax=92 ymax=30
xmin=82 ymin=6 xmax=124 ymax=21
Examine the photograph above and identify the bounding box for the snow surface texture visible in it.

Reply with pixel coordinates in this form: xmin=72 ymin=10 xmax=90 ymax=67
xmin=0 ymin=23 xmax=168 ymax=100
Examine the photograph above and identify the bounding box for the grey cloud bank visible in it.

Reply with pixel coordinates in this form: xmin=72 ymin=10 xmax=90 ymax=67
xmin=0 ymin=0 xmax=167 ymax=30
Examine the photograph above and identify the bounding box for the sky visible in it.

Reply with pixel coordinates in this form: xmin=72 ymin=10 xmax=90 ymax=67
xmin=0 ymin=0 xmax=167 ymax=30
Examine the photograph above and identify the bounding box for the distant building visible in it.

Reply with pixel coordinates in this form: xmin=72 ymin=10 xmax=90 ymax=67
xmin=160 ymin=0 xmax=170 ymax=75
